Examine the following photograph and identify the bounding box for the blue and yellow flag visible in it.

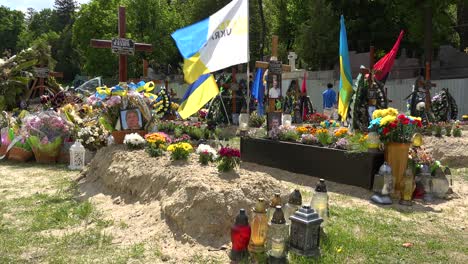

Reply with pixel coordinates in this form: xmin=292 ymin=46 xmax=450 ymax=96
xmin=338 ymin=15 xmax=353 ymax=121
xmin=177 ymin=74 xmax=219 ymax=119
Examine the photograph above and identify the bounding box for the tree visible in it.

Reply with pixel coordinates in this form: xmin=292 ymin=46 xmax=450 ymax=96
xmin=54 ymin=0 xmax=77 ymax=28
xmin=0 ymin=6 xmax=25 ymax=54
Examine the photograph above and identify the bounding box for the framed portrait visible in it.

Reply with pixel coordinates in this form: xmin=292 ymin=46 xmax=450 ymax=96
xmin=120 ymin=108 xmax=143 ymax=130
xmin=267 ymin=112 xmax=282 ymax=131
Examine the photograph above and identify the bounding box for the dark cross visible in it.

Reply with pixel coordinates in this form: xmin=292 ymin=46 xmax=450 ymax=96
xmin=90 ymin=6 xmax=153 ymax=82
xmin=27 ymin=66 xmax=63 ymax=100
xmin=255 ymin=35 xmax=291 ymax=112
xmin=417 ymin=62 xmax=436 ymax=111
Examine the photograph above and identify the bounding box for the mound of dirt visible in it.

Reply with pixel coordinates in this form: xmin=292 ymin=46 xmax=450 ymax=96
xmin=423 ymin=135 xmax=468 ymax=168
xmin=82 ymin=145 xmax=290 ymax=246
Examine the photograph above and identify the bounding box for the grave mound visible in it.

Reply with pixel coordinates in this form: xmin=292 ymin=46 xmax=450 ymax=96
xmin=82 ymin=145 xmax=290 ymax=245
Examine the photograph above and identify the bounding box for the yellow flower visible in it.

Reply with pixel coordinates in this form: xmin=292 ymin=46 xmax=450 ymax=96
xmin=372 ymin=107 xmax=398 ymax=119
xmin=296 ymin=126 xmax=309 ymax=134
xmin=380 ymin=115 xmax=397 ymax=127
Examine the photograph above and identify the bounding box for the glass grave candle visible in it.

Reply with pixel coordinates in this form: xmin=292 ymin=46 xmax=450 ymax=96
xmin=420 ymin=164 xmax=434 ymax=202
xmin=283 ymin=189 xmax=302 ymax=225
xmin=282 ymin=114 xmax=292 ymax=127
xmin=310 ymin=179 xmax=329 ymax=222
xmin=432 ymin=167 xmax=449 ymax=198
xmin=370 ymin=162 xmax=393 ymax=204
xmin=367 ymin=131 xmax=381 ymax=152
xmin=444 ymin=167 xmax=453 ymax=194
xmin=400 ymin=165 xmax=415 ymax=206
xmin=268 ymin=192 xmax=282 ymax=222
xmin=248 ymin=198 xmax=268 ymax=253
xmin=69 ymin=141 xmax=85 ymax=170
xmin=239 ymin=113 xmax=249 ymax=132
xmin=266 ymin=206 xmax=289 ymax=263
xmin=230 ymin=209 xmax=251 ymax=261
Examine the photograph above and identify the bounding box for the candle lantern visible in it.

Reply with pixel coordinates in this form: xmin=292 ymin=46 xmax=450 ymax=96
xmin=248 ymin=198 xmax=268 ymax=253
xmin=432 ymin=167 xmax=449 ymax=198
xmin=399 ymin=165 xmax=415 ymax=206
xmin=310 ymin=179 xmax=329 ymax=221
xmin=69 ymin=141 xmax=85 ymax=170
xmin=412 ymin=133 xmax=423 ymax=147
xmin=282 ymin=114 xmax=292 ymax=126
xmin=239 ymin=113 xmax=249 ymax=131
xmin=266 ymin=206 xmax=289 ymax=264
xmin=268 ymin=192 xmax=282 ymax=222
xmin=419 ymin=164 xmax=434 ymax=202
xmin=230 ymin=209 xmax=251 ymax=261
xmin=284 ymin=189 xmax=302 ymax=225
xmin=370 ymin=162 xmax=393 ymax=204
xmin=367 ymin=131 xmax=381 ymax=152
xmin=289 ymin=205 xmax=323 ymax=257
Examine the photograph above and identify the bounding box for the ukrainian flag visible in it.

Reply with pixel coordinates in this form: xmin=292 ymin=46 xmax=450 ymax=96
xmin=177 ymin=74 xmax=219 ymax=119
xmin=338 ymin=15 xmax=353 ymax=122
xmin=171 ymin=0 xmax=248 ymax=84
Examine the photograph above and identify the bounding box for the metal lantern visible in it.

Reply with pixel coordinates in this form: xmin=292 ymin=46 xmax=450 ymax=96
xmin=249 ymin=198 xmax=268 ymax=253
xmin=268 ymin=192 xmax=282 ymax=222
xmin=432 ymin=167 xmax=449 ymax=198
xmin=239 ymin=113 xmax=249 ymax=131
xmin=230 ymin=209 xmax=251 ymax=261
xmin=289 ymin=205 xmax=323 ymax=257
xmin=420 ymin=164 xmax=434 ymax=202
xmin=310 ymin=179 xmax=329 ymax=222
xmin=284 ymin=189 xmax=302 ymax=225
xmin=445 ymin=167 xmax=453 ymax=194
xmin=266 ymin=206 xmax=289 ymax=263
xmin=370 ymin=162 xmax=393 ymax=204
xmin=282 ymin=114 xmax=292 ymax=126
xmin=69 ymin=141 xmax=85 ymax=170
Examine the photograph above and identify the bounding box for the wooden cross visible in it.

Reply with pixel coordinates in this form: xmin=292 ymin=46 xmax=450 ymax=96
xmin=464 ymin=47 xmax=468 ymax=54
xmin=255 ymin=35 xmax=291 ymax=112
xmin=90 ymin=6 xmax=153 ymax=83
xmin=417 ymin=62 xmax=436 ymax=111
xmin=27 ymin=65 xmax=63 ymax=100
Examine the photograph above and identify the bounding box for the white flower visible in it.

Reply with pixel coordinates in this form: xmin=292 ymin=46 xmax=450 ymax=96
xmin=124 ymin=133 xmax=145 ymax=146
xmin=196 ymin=144 xmax=218 ymax=159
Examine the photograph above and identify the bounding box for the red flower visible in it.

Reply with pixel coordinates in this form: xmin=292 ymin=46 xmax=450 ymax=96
xmin=416 ymin=120 xmax=422 ymax=127
xmin=398 ymin=114 xmax=406 ymax=120
xmin=390 ymin=121 xmax=398 ymax=128
xmin=402 ymin=118 xmax=410 ymax=125
xmin=383 ymin=127 xmax=390 ymax=135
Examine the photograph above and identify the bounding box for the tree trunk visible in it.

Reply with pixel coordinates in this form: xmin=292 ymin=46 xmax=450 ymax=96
xmin=258 ymin=0 xmax=266 ymax=60
xmin=458 ymin=1 xmax=468 ymax=51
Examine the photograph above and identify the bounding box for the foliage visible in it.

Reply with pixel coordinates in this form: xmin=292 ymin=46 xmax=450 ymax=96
xmin=0 ymin=6 xmax=25 ymax=54
xmin=434 ymin=122 xmax=443 ymax=137
xmin=167 ymin=142 xmax=193 ymax=160
xmin=347 ymin=132 xmax=370 ymax=153
xmin=453 ymin=121 xmax=462 ymax=137
xmin=316 ymin=128 xmax=332 ymax=146
xmin=248 ymin=111 xmax=265 ymax=128
xmin=217 ymin=146 xmax=240 ymax=172
xmin=278 ymin=125 xmax=299 ymax=142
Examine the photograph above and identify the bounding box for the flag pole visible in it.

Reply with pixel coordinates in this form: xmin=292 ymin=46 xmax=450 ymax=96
xmin=246 ymin=0 xmax=250 ymax=115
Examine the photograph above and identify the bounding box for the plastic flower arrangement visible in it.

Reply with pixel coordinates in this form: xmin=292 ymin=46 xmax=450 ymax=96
xmin=334 ymin=137 xmax=349 ymax=150
xmin=196 ymin=144 xmax=217 ymax=165
xmin=145 ymin=132 xmax=168 ymax=157
xmin=305 ymin=113 xmax=328 ymax=124
xmin=300 ymin=134 xmax=318 ymax=145
xmin=76 ymin=122 xmax=109 ymax=151
xmin=320 ymin=120 xmax=340 ymax=129
xmin=368 ymin=108 xmax=422 ymax=143
xmin=278 ymin=125 xmax=299 ymax=142
xmin=124 ymin=133 xmax=145 ymax=150
xmin=3 ymin=111 xmax=31 ymax=152
xmin=22 ymin=111 xmax=71 ymax=153
xmin=217 ymin=146 xmax=241 ymax=172
xmin=167 ymin=142 xmax=193 ymax=160
xmin=333 ymin=127 xmax=348 ymax=138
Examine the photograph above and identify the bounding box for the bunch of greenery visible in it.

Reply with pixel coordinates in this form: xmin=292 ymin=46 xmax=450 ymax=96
xmin=248 ymin=111 xmax=265 ymax=128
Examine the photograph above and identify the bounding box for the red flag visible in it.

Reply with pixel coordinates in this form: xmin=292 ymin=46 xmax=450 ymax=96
xmin=373 ymin=30 xmax=404 ymax=81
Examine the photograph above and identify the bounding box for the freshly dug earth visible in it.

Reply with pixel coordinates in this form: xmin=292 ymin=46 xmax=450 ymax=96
xmin=82 ymin=145 xmax=290 ymax=247
xmin=423 ymin=135 xmax=468 ymax=168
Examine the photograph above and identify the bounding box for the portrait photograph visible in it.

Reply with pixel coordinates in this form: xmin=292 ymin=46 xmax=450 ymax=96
xmin=120 ymin=108 xmax=143 ymax=130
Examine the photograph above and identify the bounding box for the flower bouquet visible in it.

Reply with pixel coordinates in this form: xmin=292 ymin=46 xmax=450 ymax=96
xmin=198 ymin=109 xmax=208 ymax=120
xmin=124 ymin=133 xmax=146 ymax=150
xmin=145 ymin=132 xmax=168 ymax=157
xmin=75 ymin=122 xmax=109 ymax=152
xmin=7 ymin=127 xmax=33 ymax=162
xmin=305 ymin=113 xmax=327 ymax=124
xmin=217 ymin=146 xmax=241 ymax=172
xmin=278 ymin=125 xmax=299 ymax=142
xmin=22 ymin=111 xmax=70 ymax=163
xmin=167 ymin=142 xmax=193 ymax=160
xmin=196 ymin=144 xmax=217 ymax=165
xmin=316 ymin=128 xmax=332 ymax=146
xmin=300 ymin=134 xmax=318 ymax=145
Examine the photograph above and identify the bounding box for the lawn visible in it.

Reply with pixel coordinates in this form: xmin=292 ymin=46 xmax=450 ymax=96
xmin=0 ymin=162 xmax=466 ymax=263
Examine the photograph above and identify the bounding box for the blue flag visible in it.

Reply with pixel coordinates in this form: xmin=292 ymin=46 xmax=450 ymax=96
xmin=251 ymin=68 xmax=264 ymax=115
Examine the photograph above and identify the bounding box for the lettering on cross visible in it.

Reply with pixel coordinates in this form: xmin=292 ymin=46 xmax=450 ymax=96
xmin=90 ymin=6 xmax=153 ymax=82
